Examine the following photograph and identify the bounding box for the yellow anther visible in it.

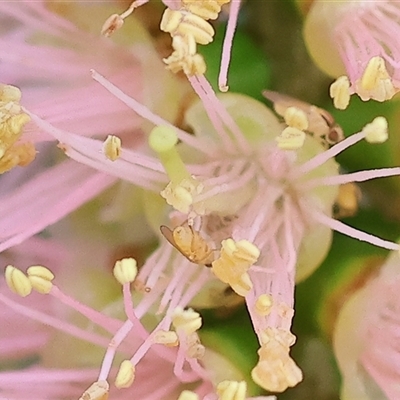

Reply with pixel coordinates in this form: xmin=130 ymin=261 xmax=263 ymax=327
xmin=276 ymin=127 xmax=306 ymax=151
xmin=160 ymin=8 xmax=215 ymax=45
xmin=251 ymin=339 xmax=302 ymax=393
xmin=153 ymin=330 xmax=179 ymax=347
xmin=284 ymin=107 xmax=308 ymax=131
xmin=0 ymin=142 xmax=36 ymax=174
xmin=216 ymin=380 xmax=247 ymax=400
xmin=230 ymin=272 xmax=253 ymax=297
xmin=27 ymin=265 xmax=54 ymax=294
xmin=161 ymin=179 xmax=203 ymax=214
xmin=79 ymin=380 xmax=109 ymax=400
xmin=113 ymin=258 xmax=138 ymax=285
xmin=358 ymin=56 xmax=395 ymax=102
xmin=222 ymin=239 xmax=260 ymax=265
xmin=0 ymin=84 xmax=22 ymax=102
xmin=115 ymin=360 xmax=135 ymax=389
xmin=330 ymin=76 xmax=351 ymax=110
xmin=362 ymin=116 xmax=388 ymax=143
xmin=177 ymin=390 xmax=199 ymax=400
xmin=182 ymin=0 xmax=228 ymax=20
xmin=172 ymin=307 xmax=202 ymax=335
xmin=5 ymin=265 xmax=32 ymax=297
xmin=149 ymin=125 xmax=192 ymax=183
xmin=164 ymin=35 xmax=207 ymax=76
xmin=255 ymin=294 xmax=273 ymax=316
xmin=259 ymin=327 xmax=296 ymax=348
xmin=103 ymin=135 xmax=122 ymax=161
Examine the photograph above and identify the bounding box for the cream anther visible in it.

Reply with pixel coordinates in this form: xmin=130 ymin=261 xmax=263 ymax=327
xmin=115 ymin=360 xmax=135 ymax=389
xmin=153 ymin=330 xmax=179 ymax=347
xmin=27 ymin=265 xmax=54 ymax=294
xmin=101 ymin=14 xmax=124 ymax=36
xmin=5 ymin=265 xmax=32 ymax=297
xmin=362 ymin=116 xmax=388 ymax=143
xmin=276 ymin=127 xmax=306 ymax=151
xmin=330 ymin=76 xmax=351 ymax=110
xmin=178 ymin=390 xmax=199 ymax=400
xmin=172 ymin=307 xmax=202 ymax=335
xmin=103 ymin=135 xmax=122 ymax=161
xmin=284 ymin=107 xmax=308 ymax=131
xmin=113 ymin=258 xmax=138 ymax=285
xmin=216 ymin=380 xmax=247 ymax=400
xmin=79 ymin=380 xmax=109 ymax=400
xmin=182 ymin=0 xmax=230 ymax=20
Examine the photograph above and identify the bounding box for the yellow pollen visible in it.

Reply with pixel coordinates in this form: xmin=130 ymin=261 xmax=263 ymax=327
xmin=79 ymin=381 xmax=109 ymax=400
xmin=216 ymin=380 xmax=247 ymax=400
xmin=153 ymin=330 xmax=179 ymax=347
xmin=26 ymin=265 xmax=54 ymax=294
xmin=362 ymin=116 xmax=389 ymax=143
xmin=255 ymin=294 xmax=273 ymax=316
xmin=5 ymin=265 xmax=32 ymax=297
xmin=284 ymin=107 xmax=308 ymax=131
xmin=113 ymin=258 xmax=138 ymax=285
xmin=358 ymin=56 xmax=395 ymax=102
xmin=172 ymin=307 xmax=202 ymax=335
xmin=177 ymin=390 xmax=199 ymax=400
xmin=103 ymin=135 xmax=122 ymax=161
xmin=330 ymin=76 xmax=351 ymax=110
xmin=276 ymin=127 xmax=306 ymax=151
xmin=115 ymin=360 xmax=135 ymax=389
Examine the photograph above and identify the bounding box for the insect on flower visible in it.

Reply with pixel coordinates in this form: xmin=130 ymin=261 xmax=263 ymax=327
xmin=160 ymin=222 xmax=215 ymax=267
xmin=263 ymin=90 xmax=344 ymax=147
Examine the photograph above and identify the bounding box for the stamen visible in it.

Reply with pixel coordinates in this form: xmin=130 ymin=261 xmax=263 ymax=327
xmin=78 ymin=380 xmax=109 ymax=400
xmin=5 ymin=265 xmax=32 ymax=297
xmin=103 ymin=135 xmax=122 ymax=161
xmin=358 ymin=56 xmax=395 ymax=102
xmin=26 ymin=265 xmax=54 ymax=294
xmin=153 ymin=329 xmax=179 ymax=347
xmin=172 ymin=307 xmax=202 ymax=335
xmin=276 ymin=127 xmax=306 ymax=151
xmin=216 ymin=380 xmax=247 ymax=400
xmin=113 ymin=258 xmax=138 ymax=285
xmin=362 ymin=116 xmax=388 ymax=143
xmin=115 ymin=360 xmax=135 ymax=389
xmin=178 ymin=390 xmax=199 ymax=400
xmin=284 ymin=107 xmax=308 ymax=131
xmin=330 ymin=76 xmax=351 ymax=110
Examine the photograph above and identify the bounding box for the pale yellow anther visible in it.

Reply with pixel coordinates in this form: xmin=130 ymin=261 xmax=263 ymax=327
xmin=216 ymin=380 xmax=247 ymax=400
xmin=182 ymin=0 xmax=228 ymax=20
xmin=113 ymin=258 xmax=138 ymax=285
xmin=5 ymin=265 xmax=32 ymax=297
xmin=101 ymin=14 xmax=124 ymax=37
xmin=284 ymin=107 xmax=308 ymax=131
xmin=259 ymin=327 xmax=296 ymax=348
xmin=255 ymin=294 xmax=273 ymax=316
xmin=276 ymin=127 xmax=306 ymax=151
xmin=27 ymin=265 xmax=54 ymax=294
xmin=177 ymin=390 xmax=199 ymax=400
xmin=251 ymin=338 xmax=302 ymax=393
xmin=160 ymin=8 xmax=215 ymax=45
xmin=103 ymin=135 xmax=122 ymax=161
xmin=172 ymin=307 xmax=202 ymax=335
xmin=362 ymin=116 xmax=388 ymax=143
xmin=0 ymin=142 xmax=36 ymax=174
xmin=153 ymin=330 xmax=179 ymax=347
xmin=79 ymin=380 xmax=109 ymax=400
xmin=115 ymin=360 xmax=135 ymax=389
xmin=161 ymin=179 xmax=203 ymax=214
xmin=357 ymin=56 xmax=395 ymax=102
xmin=230 ymin=272 xmax=253 ymax=297
xmin=330 ymin=76 xmax=351 ymax=110
xmin=0 ymin=85 xmax=21 ymax=103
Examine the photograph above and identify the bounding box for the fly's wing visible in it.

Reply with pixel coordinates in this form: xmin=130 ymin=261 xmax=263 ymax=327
xmin=160 ymin=225 xmax=182 ymax=253
xmin=263 ymin=90 xmax=313 ymax=118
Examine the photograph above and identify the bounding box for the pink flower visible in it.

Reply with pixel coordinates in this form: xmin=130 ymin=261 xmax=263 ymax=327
xmin=0 ymin=1 xmax=183 ymax=252
xmin=304 ymin=0 xmax=400 ymax=108
xmin=334 ymin=249 xmax=400 ymax=400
